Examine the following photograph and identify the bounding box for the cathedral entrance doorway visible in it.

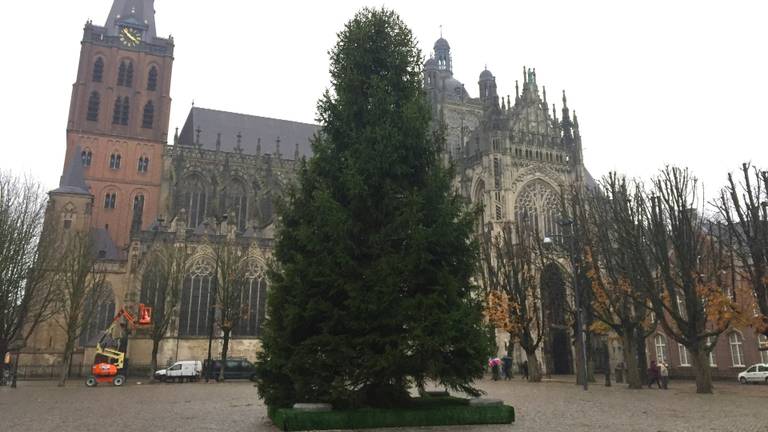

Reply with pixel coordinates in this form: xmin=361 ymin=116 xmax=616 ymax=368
xmin=541 ymin=262 xmax=572 ymax=375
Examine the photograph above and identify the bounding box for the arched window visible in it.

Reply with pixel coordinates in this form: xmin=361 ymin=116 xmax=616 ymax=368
xmin=109 ymin=153 xmax=122 ymax=170
xmin=222 ymin=181 xmax=248 ymax=231
xmin=132 ymin=194 xmax=145 ymax=231
xmin=179 ymin=260 xmax=214 ymax=336
xmin=92 ymin=58 xmax=104 ymax=83
xmin=514 ymin=180 xmax=561 ymax=239
xmin=759 ymin=334 xmax=768 ymax=364
xmin=117 ymin=60 xmax=133 ymax=87
xmin=729 ymin=332 xmax=745 ymax=367
xmin=87 ymin=91 xmax=100 ymax=122
xmin=654 ymin=334 xmax=668 ymax=364
xmin=112 ymin=97 xmax=122 ymax=124
xmin=78 ymin=285 xmax=115 ymax=347
xmin=104 ymin=192 xmax=116 ymax=209
xmin=183 ymin=176 xmax=207 ymax=228
xmin=120 ymin=97 xmax=130 ymax=125
xmin=81 ymin=149 xmax=92 ymax=167
xmin=233 ymin=262 xmax=268 ymax=337
xmin=142 ymin=101 xmax=154 ymax=129
xmin=147 ymin=66 xmax=158 ymax=91
xmin=137 ymin=156 xmax=149 ymax=173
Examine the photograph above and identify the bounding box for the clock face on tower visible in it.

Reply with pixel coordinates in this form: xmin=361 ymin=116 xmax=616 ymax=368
xmin=119 ymin=26 xmax=142 ymax=47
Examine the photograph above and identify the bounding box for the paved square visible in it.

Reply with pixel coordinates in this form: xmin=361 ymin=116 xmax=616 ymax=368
xmin=1 ymin=376 xmax=765 ymax=431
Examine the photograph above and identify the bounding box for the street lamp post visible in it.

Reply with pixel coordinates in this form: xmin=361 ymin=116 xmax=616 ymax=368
xmin=205 ymin=215 xmax=226 ymax=383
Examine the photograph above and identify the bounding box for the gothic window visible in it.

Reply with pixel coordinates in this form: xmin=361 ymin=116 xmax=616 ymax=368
xmin=78 ymin=286 xmax=115 ymax=347
xmin=514 ymin=180 xmax=561 ymax=239
xmin=132 ymin=194 xmax=145 ymax=230
xmin=81 ymin=149 xmax=93 ymax=167
xmin=117 ymin=60 xmax=133 ymax=87
xmin=87 ymin=91 xmax=100 ymax=122
xmin=220 ymin=181 xmax=249 ymax=231
xmin=147 ymin=66 xmax=158 ymax=91
xmin=654 ymin=334 xmax=668 ymax=364
xmin=233 ymin=261 xmax=269 ymax=337
xmin=92 ymin=57 xmax=104 ymax=83
xmin=120 ymin=97 xmax=130 ymax=125
xmin=104 ymin=192 xmax=116 ymax=209
xmin=183 ymin=176 xmax=207 ymax=228
xmin=112 ymin=97 xmax=129 ymax=125
xmin=109 ymin=153 xmax=121 ymax=169
xmin=492 ymin=138 xmax=500 ymax=152
xmin=179 ymin=260 xmax=215 ymax=336
xmin=729 ymin=332 xmax=745 ymax=367
xmin=142 ymin=101 xmax=154 ymax=129
xmin=137 ymin=156 xmax=149 ymax=173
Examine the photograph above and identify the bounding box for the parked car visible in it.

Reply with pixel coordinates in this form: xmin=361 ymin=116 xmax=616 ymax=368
xmin=154 ymin=360 xmax=202 ymax=383
xmin=737 ymin=363 xmax=768 ymax=384
xmin=203 ymin=357 xmax=258 ymax=381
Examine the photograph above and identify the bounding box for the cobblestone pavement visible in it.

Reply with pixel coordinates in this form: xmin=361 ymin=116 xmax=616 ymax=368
xmin=1 ymin=376 xmax=766 ymax=432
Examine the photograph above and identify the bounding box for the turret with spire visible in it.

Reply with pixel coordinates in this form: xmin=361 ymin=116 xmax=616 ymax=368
xmin=105 ymin=0 xmax=157 ymax=39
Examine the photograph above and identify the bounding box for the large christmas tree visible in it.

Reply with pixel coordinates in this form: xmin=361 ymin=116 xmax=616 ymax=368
xmin=255 ymin=8 xmax=490 ymax=409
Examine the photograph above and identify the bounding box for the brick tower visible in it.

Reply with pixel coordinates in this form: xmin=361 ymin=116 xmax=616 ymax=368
xmin=62 ymin=0 xmax=173 ymax=251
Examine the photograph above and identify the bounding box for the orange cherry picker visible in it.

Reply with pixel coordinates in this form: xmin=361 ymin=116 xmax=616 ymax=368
xmin=85 ymin=303 xmax=152 ymax=387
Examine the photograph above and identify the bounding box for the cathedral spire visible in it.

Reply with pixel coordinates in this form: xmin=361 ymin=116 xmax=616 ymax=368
xmin=561 ymin=90 xmax=573 ymax=144
xmin=105 ymin=0 xmax=157 ymax=39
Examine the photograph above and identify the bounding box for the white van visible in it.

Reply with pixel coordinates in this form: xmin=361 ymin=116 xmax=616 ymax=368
xmin=153 ymin=360 xmax=202 ymax=383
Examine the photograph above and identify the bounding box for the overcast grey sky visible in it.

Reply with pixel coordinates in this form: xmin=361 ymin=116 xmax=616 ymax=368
xmin=2 ymin=0 xmax=766 ymax=195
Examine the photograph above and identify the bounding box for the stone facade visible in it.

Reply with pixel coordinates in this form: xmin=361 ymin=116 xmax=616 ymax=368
xmin=424 ymin=37 xmax=592 ymax=375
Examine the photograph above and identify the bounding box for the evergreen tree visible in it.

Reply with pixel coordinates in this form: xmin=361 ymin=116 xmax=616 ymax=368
xmin=256 ymin=7 xmax=489 ymax=408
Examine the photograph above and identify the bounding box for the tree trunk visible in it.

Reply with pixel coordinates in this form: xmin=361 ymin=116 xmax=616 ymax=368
xmin=58 ymin=338 xmax=75 ymax=387
xmin=621 ymin=332 xmax=642 ymax=389
xmin=525 ymin=350 xmax=542 ymax=382
xmin=219 ymin=329 xmax=230 ymax=382
xmin=691 ymin=348 xmax=713 ymax=394
xmin=150 ymin=338 xmax=160 ymax=379
xmin=635 ymin=328 xmax=648 ymax=385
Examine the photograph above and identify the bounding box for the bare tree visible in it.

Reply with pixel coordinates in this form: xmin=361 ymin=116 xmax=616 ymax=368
xmin=579 ymin=174 xmax=656 ymax=389
xmin=213 ymin=234 xmax=251 ymax=381
xmin=645 ymin=166 xmax=738 ymax=394
xmin=0 ymin=172 xmax=58 ymax=380
xmin=715 ymin=163 xmax=768 ymax=335
xmin=140 ymin=238 xmax=190 ymax=376
xmin=480 ymin=221 xmax=545 ymax=382
xmin=52 ymin=230 xmax=109 ymax=386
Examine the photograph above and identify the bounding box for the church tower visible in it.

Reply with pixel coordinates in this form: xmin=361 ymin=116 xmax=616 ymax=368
xmin=62 ymin=0 xmax=174 ymax=251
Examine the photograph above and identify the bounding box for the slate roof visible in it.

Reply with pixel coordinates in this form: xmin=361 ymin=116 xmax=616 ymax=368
xmin=93 ymin=228 xmax=123 ymax=261
xmin=52 ymin=146 xmax=91 ymax=196
xmin=105 ymin=0 xmax=157 ymax=39
xmin=178 ymin=107 xmax=318 ymax=160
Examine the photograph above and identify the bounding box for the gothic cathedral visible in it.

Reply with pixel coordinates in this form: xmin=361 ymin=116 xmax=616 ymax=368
xmin=28 ymin=1 xmax=593 ymax=376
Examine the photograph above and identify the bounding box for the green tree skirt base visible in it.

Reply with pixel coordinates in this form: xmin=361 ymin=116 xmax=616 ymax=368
xmin=268 ymin=397 xmax=515 ymax=431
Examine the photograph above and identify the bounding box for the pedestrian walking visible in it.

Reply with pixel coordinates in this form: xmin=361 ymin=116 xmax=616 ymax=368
xmin=522 ymin=360 xmax=529 ymax=380
xmin=489 ymin=357 xmax=501 ymax=381
xmin=659 ymin=362 xmax=669 ymax=389
xmin=647 ymin=360 xmax=661 ymax=389
xmin=501 ymin=355 xmax=513 ymax=380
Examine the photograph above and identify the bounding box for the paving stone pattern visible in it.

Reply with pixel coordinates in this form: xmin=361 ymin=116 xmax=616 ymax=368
xmin=1 ymin=376 xmax=765 ymax=431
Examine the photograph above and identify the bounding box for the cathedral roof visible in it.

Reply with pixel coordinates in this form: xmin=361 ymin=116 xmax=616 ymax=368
xmin=178 ymin=107 xmax=319 ymax=159
xmin=105 ymin=0 xmax=157 ymax=39
xmin=51 ymin=147 xmax=91 ymax=196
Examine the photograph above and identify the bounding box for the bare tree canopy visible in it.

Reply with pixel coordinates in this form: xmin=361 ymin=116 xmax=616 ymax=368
xmin=715 ymin=163 xmax=768 ymax=336
xmin=0 ymin=172 xmax=57 ymax=368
